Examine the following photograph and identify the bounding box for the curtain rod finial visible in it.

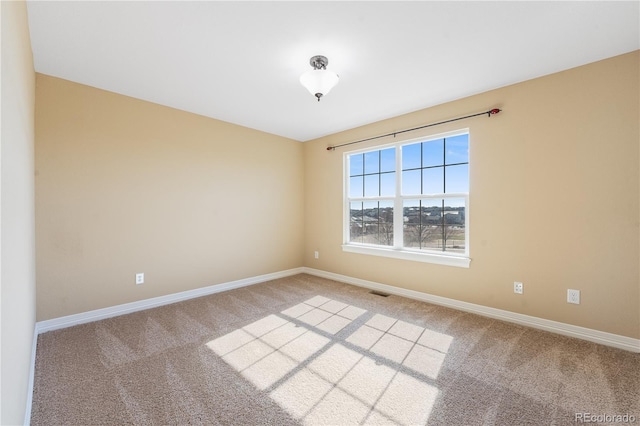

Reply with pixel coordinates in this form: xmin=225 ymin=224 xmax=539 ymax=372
xmin=327 ymin=146 xmax=335 ymax=151
xmin=489 ymin=108 xmax=501 ymax=116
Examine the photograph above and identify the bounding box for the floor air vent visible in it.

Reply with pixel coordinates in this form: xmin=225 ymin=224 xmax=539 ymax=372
xmin=369 ymin=290 xmax=390 ymax=297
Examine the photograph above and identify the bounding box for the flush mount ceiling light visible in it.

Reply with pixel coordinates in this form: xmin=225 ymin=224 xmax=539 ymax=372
xmin=299 ymin=55 xmax=339 ymax=102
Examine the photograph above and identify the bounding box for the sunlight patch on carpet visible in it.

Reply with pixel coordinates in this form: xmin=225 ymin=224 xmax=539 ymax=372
xmin=206 ymin=295 xmax=451 ymax=425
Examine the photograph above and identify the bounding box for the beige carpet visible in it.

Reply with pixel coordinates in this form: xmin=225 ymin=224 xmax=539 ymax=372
xmin=31 ymin=274 xmax=639 ymax=425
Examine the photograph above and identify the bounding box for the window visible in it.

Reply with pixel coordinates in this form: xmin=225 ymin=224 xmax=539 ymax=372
xmin=344 ymin=130 xmax=470 ymax=268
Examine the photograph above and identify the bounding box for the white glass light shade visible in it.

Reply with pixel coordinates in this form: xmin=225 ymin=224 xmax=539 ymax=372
xmin=300 ymin=69 xmax=339 ymax=98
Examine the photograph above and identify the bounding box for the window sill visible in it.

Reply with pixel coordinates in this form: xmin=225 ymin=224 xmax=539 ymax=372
xmin=342 ymin=244 xmax=471 ymax=268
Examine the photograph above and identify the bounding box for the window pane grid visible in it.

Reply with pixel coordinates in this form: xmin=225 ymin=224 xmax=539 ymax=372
xmin=347 ymin=132 xmax=468 ymax=258
xmin=350 ymin=149 xmax=396 ymax=198
xmin=349 ymin=201 xmax=393 ymax=246
xmin=402 ymin=198 xmax=466 ymax=253
xmin=401 ymin=135 xmax=468 ymax=197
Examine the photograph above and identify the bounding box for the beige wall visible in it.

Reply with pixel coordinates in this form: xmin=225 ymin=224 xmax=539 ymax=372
xmin=1 ymin=0 xmax=37 ymax=424
xmin=303 ymin=51 xmax=639 ymax=339
xmin=35 ymin=75 xmax=304 ymax=321
xmin=35 ymin=51 xmax=639 ymax=341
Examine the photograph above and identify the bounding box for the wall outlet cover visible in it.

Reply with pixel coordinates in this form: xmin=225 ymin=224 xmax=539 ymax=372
xmin=567 ymin=289 xmax=580 ymax=304
xmin=514 ymin=282 xmax=523 ymax=294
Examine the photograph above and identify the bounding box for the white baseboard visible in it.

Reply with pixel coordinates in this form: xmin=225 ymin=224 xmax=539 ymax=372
xmin=24 ymin=268 xmax=304 ymax=426
xmin=26 ymin=265 xmax=638 ymax=423
xmin=33 ymin=265 xmax=640 ymax=351
xmin=28 ymin=267 xmax=301 ymax=425
xmin=35 ymin=267 xmax=305 ymax=334
xmin=302 ymin=267 xmax=640 ymax=353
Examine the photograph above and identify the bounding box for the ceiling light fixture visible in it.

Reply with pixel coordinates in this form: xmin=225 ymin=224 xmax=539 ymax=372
xmin=299 ymin=55 xmax=339 ymax=102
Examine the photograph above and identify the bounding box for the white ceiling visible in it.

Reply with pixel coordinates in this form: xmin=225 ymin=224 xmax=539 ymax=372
xmin=26 ymin=1 xmax=639 ymax=142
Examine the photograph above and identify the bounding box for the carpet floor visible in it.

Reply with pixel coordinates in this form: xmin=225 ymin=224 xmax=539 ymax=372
xmin=31 ymin=274 xmax=639 ymax=425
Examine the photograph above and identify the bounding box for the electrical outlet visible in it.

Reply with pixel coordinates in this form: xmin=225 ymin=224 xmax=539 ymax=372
xmin=136 ymin=273 xmax=144 ymax=285
xmin=567 ymin=289 xmax=580 ymax=304
xmin=314 ymin=251 xmax=319 ymax=259
xmin=514 ymin=282 xmax=523 ymax=294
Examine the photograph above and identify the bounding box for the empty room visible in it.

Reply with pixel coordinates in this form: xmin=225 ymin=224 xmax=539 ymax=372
xmin=2 ymin=1 xmax=639 ymax=425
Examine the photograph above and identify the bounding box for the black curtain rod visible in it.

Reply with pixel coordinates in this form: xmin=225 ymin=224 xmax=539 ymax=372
xmin=326 ymin=108 xmax=501 ymax=151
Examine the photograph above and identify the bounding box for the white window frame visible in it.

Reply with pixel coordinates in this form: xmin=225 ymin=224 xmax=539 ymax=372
xmin=342 ymin=129 xmax=471 ymax=268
